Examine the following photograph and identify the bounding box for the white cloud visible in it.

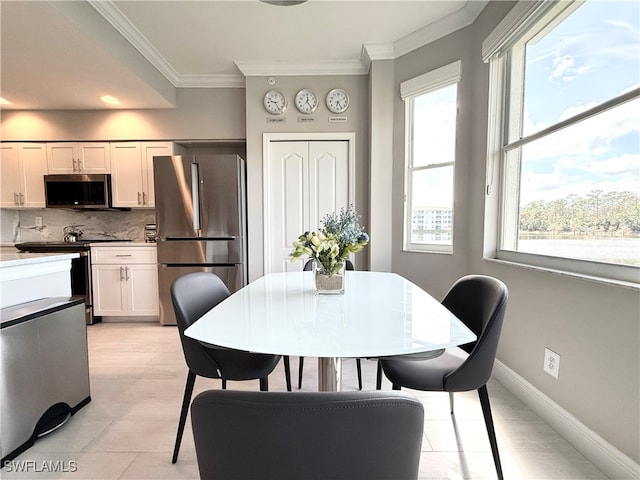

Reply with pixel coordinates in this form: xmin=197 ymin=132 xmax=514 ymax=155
xmin=550 ymin=54 xmax=575 ymax=80
xmin=519 ymin=167 xmax=638 ymax=205
xmin=586 ymin=153 xmax=640 ymax=177
xmin=524 ymin=96 xmax=640 ymax=163
xmin=549 ymin=53 xmax=592 ymax=83
xmin=605 ymin=19 xmax=635 ymax=31
xmin=519 ymin=96 xmax=640 ymax=204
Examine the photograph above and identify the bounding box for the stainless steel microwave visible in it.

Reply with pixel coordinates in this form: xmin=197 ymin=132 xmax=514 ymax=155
xmin=44 ymin=174 xmax=113 ymax=209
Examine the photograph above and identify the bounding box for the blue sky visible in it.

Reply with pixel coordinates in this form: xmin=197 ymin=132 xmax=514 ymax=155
xmin=520 ymin=0 xmax=640 ymax=205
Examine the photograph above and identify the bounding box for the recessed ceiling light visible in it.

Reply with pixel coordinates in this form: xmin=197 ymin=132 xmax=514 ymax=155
xmin=0 ymin=97 xmax=11 ymax=105
xmin=100 ymin=95 xmax=120 ymax=105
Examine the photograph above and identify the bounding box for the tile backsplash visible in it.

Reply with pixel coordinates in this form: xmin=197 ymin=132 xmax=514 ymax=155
xmin=1 ymin=209 xmax=155 ymax=244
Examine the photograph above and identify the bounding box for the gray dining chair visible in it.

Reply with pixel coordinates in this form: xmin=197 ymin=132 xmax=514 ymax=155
xmin=191 ymin=389 xmax=424 ymax=480
xmin=379 ymin=274 xmax=508 ymax=480
xmin=170 ymin=272 xmax=291 ymax=464
xmin=296 ymin=258 xmax=361 ymax=389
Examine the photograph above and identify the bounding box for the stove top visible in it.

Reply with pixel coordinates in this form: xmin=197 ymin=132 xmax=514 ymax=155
xmin=15 ymin=239 xmax=132 ymax=252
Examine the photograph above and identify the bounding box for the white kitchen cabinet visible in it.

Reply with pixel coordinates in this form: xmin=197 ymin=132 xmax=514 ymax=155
xmin=111 ymin=142 xmax=174 ymax=208
xmin=91 ymin=244 xmax=159 ymax=317
xmin=0 ymin=143 xmax=48 ymax=208
xmin=47 ymin=142 xmax=111 ymax=173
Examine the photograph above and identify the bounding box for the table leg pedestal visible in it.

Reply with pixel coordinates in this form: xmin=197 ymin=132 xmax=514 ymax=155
xmin=318 ymin=357 xmax=341 ymax=391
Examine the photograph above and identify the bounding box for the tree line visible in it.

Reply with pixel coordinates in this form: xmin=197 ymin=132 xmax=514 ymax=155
xmin=520 ymin=190 xmax=640 ymax=235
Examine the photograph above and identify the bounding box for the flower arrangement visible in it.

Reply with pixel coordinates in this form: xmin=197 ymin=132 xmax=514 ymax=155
xmin=290 ymin=206 xmax=369 ymax=275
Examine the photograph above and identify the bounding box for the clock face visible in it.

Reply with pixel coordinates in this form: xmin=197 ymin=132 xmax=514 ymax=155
xmin=263 ymin=89 xmax=287 ymax=115
xmin=295 ymin=89 xmax=318 ymax=114
xmin=326 ymin=88 xmax=350 ymax=114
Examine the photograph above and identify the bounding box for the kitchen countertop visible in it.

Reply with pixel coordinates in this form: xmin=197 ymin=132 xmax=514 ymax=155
xmin=0 ymin=251 xmax=79 ymax=268
xmin=1 ymin=250 xmax=80 ymax=309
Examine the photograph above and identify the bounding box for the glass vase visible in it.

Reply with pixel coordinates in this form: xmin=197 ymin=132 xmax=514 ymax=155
xmin=313 ymin=261 xmax=345 ymax=295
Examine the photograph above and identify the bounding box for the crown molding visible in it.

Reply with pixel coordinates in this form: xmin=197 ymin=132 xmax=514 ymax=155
xmin=234 ymin=61 xmax=367 ymax=77
xmin=88 ymin=0 xmax=182 ymax=86
xmin=91 ymin=0 xmax=489 ymax=86
xmin=361 ymin=44 xmax=395 ymax=72
xmin=176 ymin=74 xmax=246 ymax=88
xmin=394 ymin=0 xmax=488 ymax=58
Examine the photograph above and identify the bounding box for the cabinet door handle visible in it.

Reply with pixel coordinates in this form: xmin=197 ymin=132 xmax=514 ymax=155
xmin=119 ymin=266 xmax=125 ymax=281
xmin=125 ymin=266 xmax=130 ymax=281
xmin=14 ymin=193 xmax=19 ymax=205
xmin=79 ymin=158 xmax=84 ymax=171
xmin=19 ymin=193 xmax=24 ymax=206
xmin=73 ymin=158 xmax=78 ymax=171
xmin=138 ymin=192 xmax=142 ymax=205
xmin=115 ymin=254 xmax=132 ymax=257
xmin=142 ymin=192 xmax=148 ymax=205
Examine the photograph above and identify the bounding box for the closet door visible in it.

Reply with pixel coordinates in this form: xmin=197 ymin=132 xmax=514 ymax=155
xmin=265 ymin=140 xmax=350 ymax=273
xmin=308 ymin=141 xmax=349 ymax=230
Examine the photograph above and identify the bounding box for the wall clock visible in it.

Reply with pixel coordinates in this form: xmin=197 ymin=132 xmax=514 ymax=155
xmin=294 ymin=88 xmax=318 ymax=114
xmin=263 ymin=89 xmax=287 ymax=115
xmin=326 ymin=88 xmax=350 ymax=114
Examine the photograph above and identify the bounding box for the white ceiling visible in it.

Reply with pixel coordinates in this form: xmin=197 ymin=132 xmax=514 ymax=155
xmin=0 ymin=0 xmax=487 ymax=111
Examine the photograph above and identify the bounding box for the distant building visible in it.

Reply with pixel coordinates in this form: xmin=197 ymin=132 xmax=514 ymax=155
xmin=412 ymin=206 xmax=453 ymax=231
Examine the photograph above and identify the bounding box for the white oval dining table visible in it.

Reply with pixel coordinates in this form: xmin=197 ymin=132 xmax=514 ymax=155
xmin=185 ymin=271 xmax=476 ymax=391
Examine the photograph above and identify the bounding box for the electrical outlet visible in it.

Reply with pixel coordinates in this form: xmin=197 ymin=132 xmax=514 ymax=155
xmin=35 ymin=216 xmax=43 ymax=228
xmin=544 ymin=348 xmax=560 ymax=379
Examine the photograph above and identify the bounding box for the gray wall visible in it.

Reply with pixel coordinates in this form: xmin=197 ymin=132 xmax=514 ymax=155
xmin=392 ymin=1 xmax=639 ymax=462
xmin=391 ymin=24 xmax=475 ymax=299
xmin=244 ymin=75 xmax=370 ymax=281
xmin=0 ymin=88 xmax=246 ymax=141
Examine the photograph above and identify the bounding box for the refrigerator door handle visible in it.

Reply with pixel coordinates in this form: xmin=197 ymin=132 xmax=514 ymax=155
xmin=191 ymin=162 xmax=201 ymax=236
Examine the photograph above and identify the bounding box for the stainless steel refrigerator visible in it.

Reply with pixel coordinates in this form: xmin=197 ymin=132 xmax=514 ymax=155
xmin=154 ymin=154 xmax=247 ymax=325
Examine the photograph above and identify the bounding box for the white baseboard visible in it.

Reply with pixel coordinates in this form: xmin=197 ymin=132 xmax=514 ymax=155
xmin=493 ymin=360 xmax=639 ymax=480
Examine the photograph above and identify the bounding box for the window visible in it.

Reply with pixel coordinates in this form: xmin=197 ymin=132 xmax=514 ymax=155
xmin=484 ymin=1 xmax=639 ymax=283
xmin=402 ymin=61 xmax=461 ymax=253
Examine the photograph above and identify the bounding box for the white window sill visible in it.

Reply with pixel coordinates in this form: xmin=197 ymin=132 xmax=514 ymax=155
xmin=403 ymin=248 xmax=453 ymax=255
xmin=484 ymin=257 xmax=640 ymax=291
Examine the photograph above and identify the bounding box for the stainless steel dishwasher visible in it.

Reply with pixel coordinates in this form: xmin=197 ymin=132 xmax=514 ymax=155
xmin=1 ymin=297 xmax=91 ymax=464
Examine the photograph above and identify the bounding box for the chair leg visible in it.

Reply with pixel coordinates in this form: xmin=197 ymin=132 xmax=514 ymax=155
xmin=376 ymin=360 xmax=382 ymax=390
xmin=259 ymin=377 xmax=269 ymax=391
xmin=172 ymin=370 xmax=196 ymax=464
xmin=222 ymin=378 xmax=227 ymax=390
xmin=478 ymin=385 xmax=504 ymax=480
xmin=356 ymin=358 xmax=362 ymax=390
xmin=449 ymin=392 xmax=455 ymax=414
xmin=392 ymin=384 xmax=401 ymax=391
xmin=298 ymin=356 xmax=305 ymax=389
xmin=283 ymin=356 xmax=292 ymax=392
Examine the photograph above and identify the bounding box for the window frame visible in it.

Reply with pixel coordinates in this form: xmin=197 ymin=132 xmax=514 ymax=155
xmin=483 ymin=0 xmax=640 ymax=285
xmin=402 ymin=60 xmax=461 ymax=253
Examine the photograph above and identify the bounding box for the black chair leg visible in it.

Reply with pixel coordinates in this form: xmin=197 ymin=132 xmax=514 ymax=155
xmin=259 ymin=377 xmax=269 ymax=391
xmin=478 ymin=385 xmax=504 ymax=480
xmin=392 ymin=384 xmax=401 ymax=391
xmin=222 ymin=378 xmax=227 ymax=390
xmin=283 ymin=356 xmax=292 ymax=392
xmin=356 ymin=358 xmax=362 ymax=390
xmin=298 ymin=356 xmax=305 ymax=389
xmin=172 ymin=370 xmax=196 ymax=464
xmin=376 ymin=361 xmax=382 ymax=390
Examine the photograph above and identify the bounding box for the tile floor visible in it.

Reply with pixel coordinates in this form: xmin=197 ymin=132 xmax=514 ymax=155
xmin=4 ymin=323 xmax=609 ymax=479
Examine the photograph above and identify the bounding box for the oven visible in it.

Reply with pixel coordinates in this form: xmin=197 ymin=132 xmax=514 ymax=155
xmin=14 ymin=240 xmax=130 ymax=324
xmin=70 ymin=250 xmax=93 ymax=324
